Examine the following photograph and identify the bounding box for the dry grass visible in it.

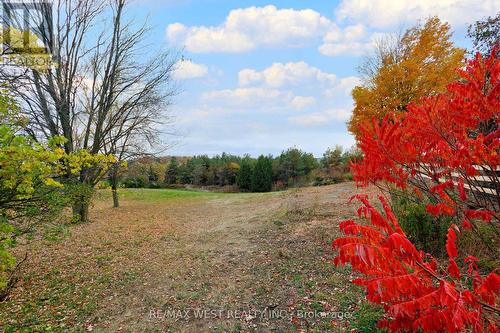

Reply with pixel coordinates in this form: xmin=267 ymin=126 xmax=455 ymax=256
xmin=0 ymin=183 xmax=380 ymax=333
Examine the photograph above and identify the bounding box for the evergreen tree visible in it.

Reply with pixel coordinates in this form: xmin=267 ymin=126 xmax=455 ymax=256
xmin=179 ymin=159 xmax=195 ymax=184
xmin=237 ymin=158 xmax=253 ymax=191
xmin=275 ymin=148 xmax=318 ymax=186
xmin=148 ymin=164 xmax=160 ymax=188
xmin=251 ymin=155 xmax=273 ymax=192
xmin=165 ymin=157 xmax=179 ymax=185
xmin=321 ymin=146 xmax=344 ymax=170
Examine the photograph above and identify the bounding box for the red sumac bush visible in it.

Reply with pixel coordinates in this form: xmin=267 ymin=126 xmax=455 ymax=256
xmin=334 ymin=48 xmax=499 ymax=332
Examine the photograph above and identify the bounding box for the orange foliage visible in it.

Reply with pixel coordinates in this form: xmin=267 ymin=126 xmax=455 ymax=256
xmin=349 ymin=17 xmax=465 ymax=138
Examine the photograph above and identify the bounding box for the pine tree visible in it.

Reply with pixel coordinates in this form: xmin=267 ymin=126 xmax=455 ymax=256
xmin=237 ymin=158 xmax=253 ymax=191
xmin=165 ymin=157 xmax=179 ymax=185
xmin=251 ymin=155 xmax=273 ymax=192
xmin=179 ymin=159 xmax=195 ymax=184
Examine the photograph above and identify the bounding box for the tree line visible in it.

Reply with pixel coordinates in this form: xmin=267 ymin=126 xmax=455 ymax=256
xmin=118 ymin=146 xmax=361 ymax=192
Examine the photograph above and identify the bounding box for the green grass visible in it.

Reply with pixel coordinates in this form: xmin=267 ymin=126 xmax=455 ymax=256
xmin=97 ymin=188 xmax=233 ymax=202
xmin=350 ymin=301 xmax=385 ymax=332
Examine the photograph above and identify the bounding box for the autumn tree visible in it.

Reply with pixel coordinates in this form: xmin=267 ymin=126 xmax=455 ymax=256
xmin=0 ymin=90 xmax=113 ymax=298
xmin=349 ymin=17 xmax=465 ymax=137
xmin=0 ymin=91 xmax=64 ymax=294
xmin=335 ymin=48 xmax=499 ymax=332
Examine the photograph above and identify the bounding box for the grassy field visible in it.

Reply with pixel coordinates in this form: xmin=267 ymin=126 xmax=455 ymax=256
xmin=0 ymin=183 xmax=382 ymax=332
xmin=108 ymin=188 xmax=231 ymax=201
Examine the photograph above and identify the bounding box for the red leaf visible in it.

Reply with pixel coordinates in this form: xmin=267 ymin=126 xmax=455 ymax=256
xmin=446 ymin=225 xmax=459 ymax=259
xmin=465 ymin=210 xmax=493 ymax=222
xmin=463 ymin=219 xmax=473 ymax=230
xmin=448 ymin=258 xmax=461 ymax=279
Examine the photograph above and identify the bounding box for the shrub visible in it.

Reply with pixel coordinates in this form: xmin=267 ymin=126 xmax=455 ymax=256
xmin=334 ymin=195 xmax=499 ymax=332
xmin=390 ymin=190 xmax=451 ymax=256
xmin=334 ymin=48 xmax=500 ymax=331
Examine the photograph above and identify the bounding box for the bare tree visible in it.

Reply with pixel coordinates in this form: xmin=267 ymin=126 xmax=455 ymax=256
xmin=100 ymin=101 xmax=175 ymax=208
xmin=0 ymin=0 xmax=177 ymax=221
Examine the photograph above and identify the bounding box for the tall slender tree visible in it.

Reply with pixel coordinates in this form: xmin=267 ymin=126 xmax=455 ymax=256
xmin=237 ymin=158 xmax=253 ymax=191
xmin=251 ymin=155 xmax=273 ymax=192
xmin=165 ymin=157 xmax=179 ymax=185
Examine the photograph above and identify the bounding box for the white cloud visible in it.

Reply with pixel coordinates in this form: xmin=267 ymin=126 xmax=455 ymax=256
xmin=319 ymin=31 xmax=395 ymax=57
xmin=167 ymin=24 xmax=254 ymax=53
xmin=336 ymin=0 xmax=499 ymax=29
xmin=173 ymin=60 xmax=208 ymax=79
xmin=166 ymin=5 xmax=335 ymax=53
xmin=201 ymin=87 xmax=294 ymax=108
xmin=344 ymin=24 xmax=366 ymax=40
xmin=291 ymin=96 xmax=316 ymax=109
xmin=238 ymin=61 xmax=337 ymax=87
xmin=319 ymin=23 xmax=374 ymax=56
xmin=319 ymin=41 xmax=370 ymax=56
xmin=324 ymin=24 xmax=366 ymax=43
xmin=233 ymin=62 xmax=357 ymax=115
xmin=201 ymin=87 xmax=317 ymax=111
xmin=236 ymin=61 xmax=358 ymax=108
xmin=324 ymin=76 xmax=361 ymax=97
xmin=321 ymin=0 xmax=498 ymax=57
xmin=288 ymin=108 xmax=352 ymax=127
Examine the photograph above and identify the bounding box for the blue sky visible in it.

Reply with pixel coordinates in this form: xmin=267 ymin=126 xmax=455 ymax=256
xmin=128 ymin=0 xmax=498 ymax=157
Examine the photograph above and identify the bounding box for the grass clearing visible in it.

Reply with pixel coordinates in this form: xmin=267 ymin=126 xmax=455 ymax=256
xmin=0 ymin=183 xmax=381 ymax=332
xmin=99 ymin=188 xmax=233 ymax=202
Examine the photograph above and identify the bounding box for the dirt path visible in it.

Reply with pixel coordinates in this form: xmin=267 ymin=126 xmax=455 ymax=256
xmin=0 ymin=183 xmax=379 ymax=332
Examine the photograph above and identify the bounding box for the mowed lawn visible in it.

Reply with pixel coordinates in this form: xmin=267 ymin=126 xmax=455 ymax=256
xmin=0 ymin=183 xmax=382 ymax=333
xmin=117 ymin=188 xmax=230 ymax=201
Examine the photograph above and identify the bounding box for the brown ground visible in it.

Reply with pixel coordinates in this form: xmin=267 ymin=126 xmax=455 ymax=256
xmin=0 ymin=182 xmax=380 ymax=333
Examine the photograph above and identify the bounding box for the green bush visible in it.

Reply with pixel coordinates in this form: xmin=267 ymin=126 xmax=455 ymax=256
xmin=122 ymin=177 xmax=147 ymax=188
xmin=390 ymin=190 xmax=451 ymax=257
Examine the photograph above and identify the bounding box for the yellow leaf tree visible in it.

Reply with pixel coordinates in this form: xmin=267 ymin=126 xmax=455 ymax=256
xmin=348 ymin=17 xmax=465 ymax=138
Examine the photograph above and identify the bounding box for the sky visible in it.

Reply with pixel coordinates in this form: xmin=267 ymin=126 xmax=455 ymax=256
xmin=128 ymin=0 xmax=499 ymax=157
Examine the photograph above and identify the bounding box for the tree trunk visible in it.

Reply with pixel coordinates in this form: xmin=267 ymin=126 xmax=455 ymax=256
xmin=110 ymin=167 xmax=120 ymax=208
xmin=72 ymin=199 xmax=90 ymax=223
xmin=112 ymin=186 xmax=119 ymax=208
